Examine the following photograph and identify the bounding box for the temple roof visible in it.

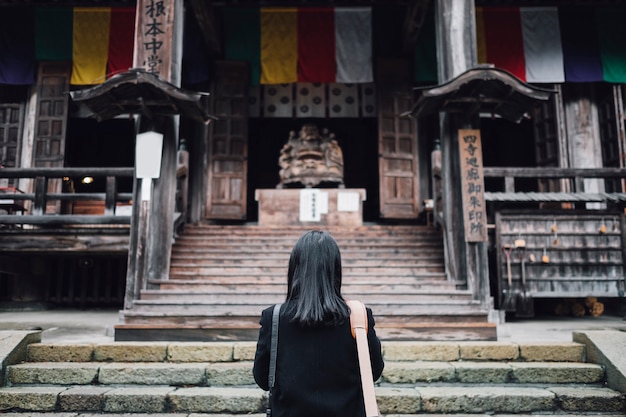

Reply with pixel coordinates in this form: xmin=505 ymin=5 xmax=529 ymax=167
xmin=406 ymin=66 xmax=555 ymax=123
xmin=69 ymin=69 xmax=216 ymax=124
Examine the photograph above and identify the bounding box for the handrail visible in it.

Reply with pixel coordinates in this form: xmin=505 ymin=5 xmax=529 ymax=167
xmin=482 ymin=167 xmax=626 ymax=204
xmin=483 ymin=167 xmax=626 ymax=178
xmin=0 ymin=167 xmax=135 ymax=177
xmin=0 ymin=167 xmax=135 ymax=227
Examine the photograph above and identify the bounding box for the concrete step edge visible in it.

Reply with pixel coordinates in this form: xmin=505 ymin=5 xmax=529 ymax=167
xmin=24 ymin=341 xmax=586 ymax=363
xmin=7 ymin=360 xmax=605 ymax=386
xmin=0 ymin=385 xmax=624 ymax=414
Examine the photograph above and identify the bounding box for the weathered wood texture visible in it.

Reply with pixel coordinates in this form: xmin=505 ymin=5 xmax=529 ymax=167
xmin=495 ymin=211 xmax=626 ymax=307
xmin=32 ymin=63 xmax=71 ymax=215
xmin=483 ymin=167 xmax=626 ymax=206
xmin=255 ymin=188 xmax=366 ymax=227
xmin=205 ymin=61 xmax=250 ymax=220
xmin=134 ymin=0 xmax=179 ymax=83
xmin=458 ymin=129 xmax=486 ymax=242
xmin=376 ymin=59 xmax=420 ymax=219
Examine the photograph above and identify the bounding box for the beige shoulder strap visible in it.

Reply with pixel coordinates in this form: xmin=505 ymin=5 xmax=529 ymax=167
xmin=347 ymin=300 xmax=380 ymax=417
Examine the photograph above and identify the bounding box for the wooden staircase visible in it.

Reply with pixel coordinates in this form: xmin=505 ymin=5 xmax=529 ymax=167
xmin=115 ymin=224 xmax=496 ymax=341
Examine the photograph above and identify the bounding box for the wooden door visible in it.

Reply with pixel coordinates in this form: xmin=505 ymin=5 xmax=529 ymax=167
xmin=205 ymin=61 xmax=249 ymax=220
xmin=33 ymin=63 xmax=70 ymax=213
xmin=378 ymin=92 xmax=420 ymax=219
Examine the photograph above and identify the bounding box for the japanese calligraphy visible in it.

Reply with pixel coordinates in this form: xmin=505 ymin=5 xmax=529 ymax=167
xmin=135 ymin=0 xmax=175 ymax=82
xmin=458 ymin=130 xmax=487 ymax=242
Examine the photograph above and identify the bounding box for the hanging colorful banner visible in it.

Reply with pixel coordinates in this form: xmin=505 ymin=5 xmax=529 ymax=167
xmin=476 ymin=6 xmax=626 ymax=83
xmin=4 ymin=6 xmax=136 ymax=86
xmin=71 ymin=7 xmax=111 ymax=85
xmin=225 ymin=6 xmax=373 ymax=85
xmin=260 ymin=8 xmax=298 ymax=84
xmin=107 ymin=7 xmax=136 ymax=78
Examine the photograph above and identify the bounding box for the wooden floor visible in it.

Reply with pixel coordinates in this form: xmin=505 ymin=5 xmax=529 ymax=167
xmin=115 ymin=224 xmax=495 ymax=341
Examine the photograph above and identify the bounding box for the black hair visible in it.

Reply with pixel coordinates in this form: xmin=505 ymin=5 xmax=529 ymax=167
xmin=285 ymin=230 xmax=350 ymax=327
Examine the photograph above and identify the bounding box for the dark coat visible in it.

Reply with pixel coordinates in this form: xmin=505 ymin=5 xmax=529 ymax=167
xmin=253 ymin=300 xmax=384 ymax=417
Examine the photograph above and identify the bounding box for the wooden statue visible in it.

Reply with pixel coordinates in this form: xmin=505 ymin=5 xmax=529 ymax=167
xmin=277 ymin=123 xmax=344 ymax=188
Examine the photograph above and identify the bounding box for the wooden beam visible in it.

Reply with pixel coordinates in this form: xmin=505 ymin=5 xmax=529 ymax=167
xmin=188 ymin=0 xmax=221 ymax=55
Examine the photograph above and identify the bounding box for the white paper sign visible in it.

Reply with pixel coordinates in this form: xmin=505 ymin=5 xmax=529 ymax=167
xmin=299 ymin=189 xmax=321 ymax=222
xmin=135 ymin=131 xmax=164 ymax=179
xmin=319 ymin=191 xmax=329 ymax=214
xmin=337 ymin=191 xmax=360 ymax=212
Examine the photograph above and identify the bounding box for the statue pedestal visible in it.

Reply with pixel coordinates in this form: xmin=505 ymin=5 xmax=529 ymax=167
xmin=255 ymin=188 xmax=366 ymax=227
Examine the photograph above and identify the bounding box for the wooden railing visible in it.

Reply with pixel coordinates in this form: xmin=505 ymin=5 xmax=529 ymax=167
xmin=0 ymin=167 xmax=134 ymax=226
xmin=483 ymin=167 xmax=626 ymax=205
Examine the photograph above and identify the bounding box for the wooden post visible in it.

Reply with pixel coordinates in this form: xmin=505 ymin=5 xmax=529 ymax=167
xmin=146 ymin=118 xmax=177 ymax=284
xmin=435 ymin=0 xmax=490 ymax=308
xmin=123 ymin=0 xmax=184 ymax=309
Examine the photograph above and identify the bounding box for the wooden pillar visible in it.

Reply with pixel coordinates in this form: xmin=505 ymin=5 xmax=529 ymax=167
xmin=435 ymin=0 xmax=490 ymax=307
xmin=124 ymin=0 xmax=184 ymax=309
xmin=146 ymin=117 xmax=178 ymax=283
xmin=563 ymin=85 xmax=605 ymax=203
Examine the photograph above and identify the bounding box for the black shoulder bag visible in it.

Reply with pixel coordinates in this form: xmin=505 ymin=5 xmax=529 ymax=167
xmin=266 ymin=303 xmax=282 ymax=417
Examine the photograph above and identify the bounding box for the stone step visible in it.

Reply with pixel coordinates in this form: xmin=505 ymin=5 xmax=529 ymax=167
xmin=168 ymin=265 xmax=446 ymax=275
xmin=182 ymin=224 xmax=438 ymax=236
xmin=155 ymin=275 xmax=455 ymax=284
xmin=139 ymin=288 xmax=474 ymax=301
xmin=7 ymin=360 xmax=605 ymax=387
xmin=170 ymin=265 xmax=446 ymax=282
xmin=157 ymin=272 xmax=448 ymax=287
xmin=153 ymin=280 xmax=461 ymax=292
xmin=1 ymin=385 xmax=623 ymax=414
xmin=169 ymin=257 xmax=445 ymax=266
xmin=172 ymin=241 xmax=443 ymax=250
xmin=23 ymin=341 xmax=587 ymax=364
xmin=125 ymin=300 xmax=486 ymax=316
xmin=171 ymin=247 xmax=445 ymax=256
xmin=3 ymin=414 xmax=625 ymax=417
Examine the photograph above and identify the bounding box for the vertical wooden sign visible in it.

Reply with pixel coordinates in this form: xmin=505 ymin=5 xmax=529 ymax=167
xmin=134 ymin=0 xmax=176 ymax=83
xmin=458 ymin=129 xmax=487 ymax=242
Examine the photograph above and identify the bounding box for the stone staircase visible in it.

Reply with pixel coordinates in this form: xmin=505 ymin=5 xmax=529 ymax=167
xmin=1 ymin=338 xmax=625 ymax=415
xmin=116 ymin=224 xmax=496 ymax=342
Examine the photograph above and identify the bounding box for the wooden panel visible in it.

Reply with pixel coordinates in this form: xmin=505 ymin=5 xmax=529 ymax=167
xmin=205 ymin=61 xmax=249 ymax=220
xmin=377 ymin=92 xmax=419 ymax=219
xmin=495 ymin=212 xmax=625 ymax=310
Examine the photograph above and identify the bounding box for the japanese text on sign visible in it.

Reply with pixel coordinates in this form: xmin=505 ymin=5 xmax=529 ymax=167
xmin=458 ymin=129 xmax=487 ymax=242
xmin=135 ymin=0 xmax=174 ymax=82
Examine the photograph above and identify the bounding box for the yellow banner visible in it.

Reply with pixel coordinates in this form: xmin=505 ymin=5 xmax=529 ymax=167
xmin=260 ymin=7 xmax=297 ymax=84
xmin=71 ymin=7 xmax=111 ymax=85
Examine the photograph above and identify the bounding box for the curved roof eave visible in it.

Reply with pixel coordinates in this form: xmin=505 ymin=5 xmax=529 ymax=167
xmin=407 ymin=66 xmax=556 ymax=123
xmin=70 ymin=68 xmax=217 ymax=125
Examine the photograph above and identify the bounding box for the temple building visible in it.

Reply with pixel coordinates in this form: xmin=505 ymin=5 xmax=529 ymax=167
xmin=0 ymin=0 xmax=624 ymax=340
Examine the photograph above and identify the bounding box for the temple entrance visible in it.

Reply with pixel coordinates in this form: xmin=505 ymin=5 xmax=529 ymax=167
xmin=247 ymin=117 xmax=379 ymax=222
